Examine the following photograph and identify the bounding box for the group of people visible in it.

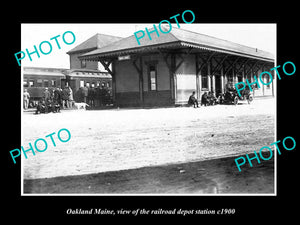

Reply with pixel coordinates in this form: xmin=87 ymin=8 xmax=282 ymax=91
xmin=35 ymin=86 xmax=73 ymax=114
xmin=23 ymin=84 xmax=112 ymax=114
xmin=75 ymin=84 xmax=111 ymax=108
xmin=188 ymin=91 xmax=219 ymax=108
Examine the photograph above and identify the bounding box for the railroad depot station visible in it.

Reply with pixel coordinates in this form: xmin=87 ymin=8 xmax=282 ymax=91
xmin=24 ymin=27 xmax=275 ymax=107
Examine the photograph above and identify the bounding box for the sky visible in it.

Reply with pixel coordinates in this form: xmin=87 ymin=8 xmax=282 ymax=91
xmin=21 ymin=23 xmax=276 ymax=69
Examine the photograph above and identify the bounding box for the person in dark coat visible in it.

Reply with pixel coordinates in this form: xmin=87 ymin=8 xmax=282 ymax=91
xmin=82 ymin=85 xmax=89 ymax=103
xmin=68 ymin=86 xmax=74 ymax=108
xmin=207 ymin=91 xmax=217 ymax=105
xmin=201 ymin=92 xmax=209 ymax=106
xmin=43 ymin=88 xmax=51 ymax=101
xmin=51 ymin=100 xmax=61 ymax=113
xmin=35 ymin=100 xmax=46 ymax=114
xmin=88 ymin=87 xmax=96 ymax=108
xmin=95 ymin=86 xmax=101 ymax=107
xmin=62 ymin=86 xmax=70 ymax=109
xmin=53 ymin=88 xmax=61 ymax=106
xmin=188 ymin=91 xmax=199 ymax=108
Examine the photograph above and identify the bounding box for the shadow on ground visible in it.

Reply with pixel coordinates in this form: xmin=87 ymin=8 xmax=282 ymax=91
xmin=24 ymin=152 xmax=274 ymax=194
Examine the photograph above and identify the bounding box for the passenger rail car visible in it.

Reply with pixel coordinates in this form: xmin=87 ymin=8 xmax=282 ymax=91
xmin=23 ymin=67 xmax=65 ymax=101
xmin=23 ymin=67 xmax=112 ymax=106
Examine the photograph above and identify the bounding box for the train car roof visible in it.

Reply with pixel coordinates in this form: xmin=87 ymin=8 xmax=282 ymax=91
xmin=23 ymin=67 xmax=66 ymax=77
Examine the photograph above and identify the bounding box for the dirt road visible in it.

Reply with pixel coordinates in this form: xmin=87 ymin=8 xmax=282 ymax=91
xmin=23 ymin=152 xmax=274 ymax=194
xmin=22 ymin=98 xmax=275 ymax=194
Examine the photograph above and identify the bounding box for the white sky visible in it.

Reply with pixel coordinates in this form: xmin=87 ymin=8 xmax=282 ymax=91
xmin=21 ymin=23 xmax=276 ymax=68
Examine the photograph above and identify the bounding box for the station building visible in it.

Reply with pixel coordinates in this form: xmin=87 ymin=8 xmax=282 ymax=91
xmin=79 ymin=27 xmax=275 ymax=107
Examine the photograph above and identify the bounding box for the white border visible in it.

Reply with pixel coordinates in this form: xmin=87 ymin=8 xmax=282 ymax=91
xmin=20 ymin=23 xmax=277 ymax=196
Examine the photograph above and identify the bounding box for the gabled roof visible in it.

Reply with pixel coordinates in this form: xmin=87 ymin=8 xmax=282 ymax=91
xmin=67 ymin=33 xmax=123 ymax=54
xmin=79 ymin=26 xmax=274 ymax=62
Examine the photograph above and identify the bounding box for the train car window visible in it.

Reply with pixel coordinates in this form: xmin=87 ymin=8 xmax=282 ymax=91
xmin=23 ymin=79 xmax=28 ymax=87
xmin=29 ymin=80 xmax=34 ymax=87
xmin=80 ymin=80 xmax=84 ymax=87
xmin=37 ymin=79 xmax=43 ymax=87
xmin=51 ymin=80 xmax=56 ymax=87
xmin=44 ymin=80 xmax=49 ymax=87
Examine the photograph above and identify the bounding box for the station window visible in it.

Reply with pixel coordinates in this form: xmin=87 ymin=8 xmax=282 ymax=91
xmin=81 ymin=60 xmax=86 ymax=68
xmin=263 ymin=74 xmax=271 ymax=89
xmin=107 ymin=82 xmax=110 ymax=88
xmin=149 ymin=65 xmax=157 ymax=91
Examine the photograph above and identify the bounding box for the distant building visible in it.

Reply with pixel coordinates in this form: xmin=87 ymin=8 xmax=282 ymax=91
xmin=64 ymin=33 xmax=122 ymax=91
xmin=66 ymin=33 xmax=123 ymax=70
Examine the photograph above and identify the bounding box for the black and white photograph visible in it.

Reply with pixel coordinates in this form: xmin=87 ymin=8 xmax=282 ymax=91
xmin=4 ymin=5 xmax=298 ymax=220
xmin=20 ymin=23 xmax=276 ymax=195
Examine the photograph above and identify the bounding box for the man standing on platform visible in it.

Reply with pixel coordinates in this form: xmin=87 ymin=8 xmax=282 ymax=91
xmin=23 ymin=89 xmax=30 ymax=110
xmin=82 ymin=84 xmax=89 ymax=104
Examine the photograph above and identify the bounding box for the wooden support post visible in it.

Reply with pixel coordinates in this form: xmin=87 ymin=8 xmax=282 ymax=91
xmin=208 ymin=59 xmax=211 ymax=92
xmin=99 ymin=59 xmax=116 ymax=104
xmin=195 ymin=54 xmax=200 ymax=99
xmin=262 ymin=64 xmax=265 ymax=96
xmin=158 ymin=50 xmax=175 ymax=102
xmin=170 ymin=53 xmax=176 ymax=103
xmin=132 ymin=56 xmax=144 ymax=106
xmin=242 ymin=66 xmax=245 ymax=83
xmin=111 ymin=63 xmax=116 ymax=104
xmin=139 ymin=57 xmax=144 ymax=105
xmin=221 ymin=67 xmax=224 ymax=93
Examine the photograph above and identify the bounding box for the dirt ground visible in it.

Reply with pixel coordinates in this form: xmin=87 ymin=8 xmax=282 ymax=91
xmin=23 ymin=153 xmax=274 ymax=194
xmin=22 ymin=98 xmax=275 ymax=194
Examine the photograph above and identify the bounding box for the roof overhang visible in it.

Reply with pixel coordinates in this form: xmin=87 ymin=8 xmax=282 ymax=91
xmin=79 ymin=41 xmax=274 ymax=63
